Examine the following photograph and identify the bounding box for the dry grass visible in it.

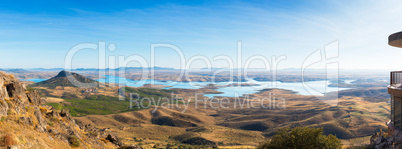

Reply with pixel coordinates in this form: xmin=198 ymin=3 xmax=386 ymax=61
xmin=45 ymin=97 xmax=64 ymax=103
xmin=0 ymin=121 xmax=71 ymax=148
xmin=39 ymin=106 xmax=48 ymax=113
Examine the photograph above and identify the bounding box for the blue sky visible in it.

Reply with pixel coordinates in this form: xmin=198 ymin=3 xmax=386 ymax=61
xmin=0 ymin=0 xmax=402 ymax=70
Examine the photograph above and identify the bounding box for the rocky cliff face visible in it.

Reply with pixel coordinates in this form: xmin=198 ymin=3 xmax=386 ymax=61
xmin=0 ymin=71 xmax=134 ymax=148
xmin=370 ymin=128 xmax=402 ymax=148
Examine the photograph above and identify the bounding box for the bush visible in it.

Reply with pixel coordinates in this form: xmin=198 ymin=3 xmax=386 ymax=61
xmin=0 ymin=116 xmax=6 ymax=122
xmin=258 ymin=126 xmax=342 ymax=149
xmin=68 ymin=135 xmax=81 ymax=147
xmin=0 ymin=134 xmax=17 ymax=146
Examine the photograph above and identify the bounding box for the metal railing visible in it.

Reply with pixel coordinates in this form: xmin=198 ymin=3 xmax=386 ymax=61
xmin=391 ymin=71 xmax=402 ymax=86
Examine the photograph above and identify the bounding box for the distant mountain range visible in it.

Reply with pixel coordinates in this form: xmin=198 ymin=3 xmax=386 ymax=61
xmin=0 ymin=68 xmax=31 ymax=73
xmin=0 ymin=67 xmax=176 ymax=72
xmin=0 ymin=67 xmax=394 ymax=73
xmin=30 ymin=70 xmax=98 ymax=88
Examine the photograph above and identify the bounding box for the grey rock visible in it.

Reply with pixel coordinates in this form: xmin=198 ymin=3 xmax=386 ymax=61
xmin=106 ymin=134 xmax=123 ymax=147
xmin=376 ymin=136 xmax=385 ymax=144
xmin=6 ymin=81 xmax=27 ymax=100
xmin=26 ymin=90 xmax=41 ymax=106
xmin=34 ymin=107 xmax=47 ymax=127
xmin=60 ymin=109 xmax=74 ymax=122
xmin=36 ymin=125 xmax=46 ymax=133
xmin=18 ymin=117 xmax=32 ymax=125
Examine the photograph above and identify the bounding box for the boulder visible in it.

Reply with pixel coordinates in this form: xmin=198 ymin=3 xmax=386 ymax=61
xmin=106 ymin=134 xmax=123 ymax=147
xmin=60 ymin=109 xmax=74 ymax=123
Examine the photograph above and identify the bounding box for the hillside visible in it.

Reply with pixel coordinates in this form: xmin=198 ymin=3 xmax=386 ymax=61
xmin=336 ymin=87 xmax=389 ymax=102
xmin=0 ymin=71 xmax=136 ymax=148
xmin=30 ymin=70 xmax=98 ymax=89
xmin=20 ymin=70 xmax=390 ymax=148
xmin=70 ymin=88 xmax=389 ymax=148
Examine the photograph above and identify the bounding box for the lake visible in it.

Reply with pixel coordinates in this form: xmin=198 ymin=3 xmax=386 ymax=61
xmin=23 ymin=75 xmax=352 ymax=98
xmin=20 ymin=78 xmax=47 ymax=82
xmin=97 ymin=75 xmax=351 ymax=97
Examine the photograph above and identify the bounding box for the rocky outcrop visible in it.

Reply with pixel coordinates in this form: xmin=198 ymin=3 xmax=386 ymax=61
xmin=370 ymin=130 xmax=402 ymax=148
xmin=5 ymin=81 xmax=28 ymax=100
xmin=18 ymin=117 xmax=32 ymax=125
xmin=60 ymin=109 xmax=74 ymax=123
xmin=0 ymin=71 xmax=122 ymax=148
xmin=27 ymin=90 xmax=43 ymax=106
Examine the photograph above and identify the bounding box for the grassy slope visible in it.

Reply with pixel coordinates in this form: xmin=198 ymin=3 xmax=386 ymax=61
xmin=45 ymin=87 xmax=180 ymax=117
xmin=37 ymin=85 xmax=389 ymax=148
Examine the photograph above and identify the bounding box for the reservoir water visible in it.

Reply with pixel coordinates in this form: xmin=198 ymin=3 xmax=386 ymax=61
xmin=20 ymin=78 xmax=47 ymax=82
xmin=23 ymin=75 xmax=352 ymax=98
xmin=97 ymin=75 xmax=351 ymax=97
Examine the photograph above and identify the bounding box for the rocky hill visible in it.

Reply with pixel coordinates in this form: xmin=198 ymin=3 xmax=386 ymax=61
xmin=30 ymin=70 xmax=98 ymax=89
xmin=0 ymin=71 xmax=134 ymax=148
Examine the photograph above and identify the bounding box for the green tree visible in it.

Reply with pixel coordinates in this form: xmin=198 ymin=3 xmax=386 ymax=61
xmin=258 ymin=126 xmax=342 ymax=149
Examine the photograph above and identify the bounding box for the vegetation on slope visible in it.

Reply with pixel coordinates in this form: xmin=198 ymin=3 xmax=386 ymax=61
xmin=258 ymin=126 xmax=342 ymax=149
xmin=48 ymin=87 xmax=181 ymax=117
xmin=47 ymin=95 xmax=139 ymax=117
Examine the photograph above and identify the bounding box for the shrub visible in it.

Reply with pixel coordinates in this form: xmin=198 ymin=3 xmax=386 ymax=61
xmin=0 ymin=116 xmax=6 ymax=122
xmin=0 ymin=134 xmax=17 ymax=146
xmin=258 ymin=126 xmax=342 ymax=149
xmin=68 ymin=135 xmax=81 ymax=147
xmin=47 ymin=121 xmax=54 ymax=127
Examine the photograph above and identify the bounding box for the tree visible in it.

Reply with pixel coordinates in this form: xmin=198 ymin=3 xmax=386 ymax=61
xmin=258 ymin=126 xmax=342 ymax=149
